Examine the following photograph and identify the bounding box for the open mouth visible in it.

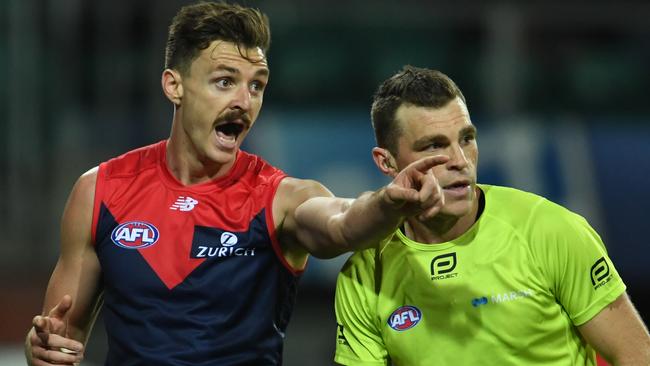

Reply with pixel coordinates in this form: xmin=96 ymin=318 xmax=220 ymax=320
xmin=215 ymin=122 xmax=245 ymax=140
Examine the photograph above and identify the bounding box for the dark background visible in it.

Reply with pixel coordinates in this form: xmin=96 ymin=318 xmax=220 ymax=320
xmin=1 ymin=0 xmax=649 ymax=365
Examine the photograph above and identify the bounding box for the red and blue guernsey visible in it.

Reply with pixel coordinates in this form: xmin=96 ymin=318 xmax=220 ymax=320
xmin=91 ymin=140 xmax=301 ymax=366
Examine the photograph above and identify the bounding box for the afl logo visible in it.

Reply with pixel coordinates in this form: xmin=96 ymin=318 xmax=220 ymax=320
xmin=388 ymin=305 xmax=422 ymax=331
xmin=220 ymin=232 xmax=238 ymax=247
xmin=111 ymin=221 xmax=159 ymax=249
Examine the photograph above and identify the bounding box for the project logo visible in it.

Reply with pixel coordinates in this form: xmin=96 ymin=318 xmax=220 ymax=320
xmin=430 ymin=252 xmax=458 ymax=280
xmin=591 ymin=257 xmax=612 ymax=289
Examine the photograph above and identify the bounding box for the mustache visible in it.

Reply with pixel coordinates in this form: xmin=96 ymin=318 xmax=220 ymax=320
xmin=217 ymin=111 xmax=252 ymax=127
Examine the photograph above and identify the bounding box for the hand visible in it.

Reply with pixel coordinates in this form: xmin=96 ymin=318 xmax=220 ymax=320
xmin=383 ymin=155 xmax=448 ymax=220
xmin=27 ymin=295 xmax=84 ymax=366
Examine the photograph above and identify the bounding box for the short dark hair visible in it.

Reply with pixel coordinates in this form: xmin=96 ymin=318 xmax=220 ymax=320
xmin=164 ymin=1 xmax=271 ymax=74
xmin=371 ymin=66 xmax=466 ymax=155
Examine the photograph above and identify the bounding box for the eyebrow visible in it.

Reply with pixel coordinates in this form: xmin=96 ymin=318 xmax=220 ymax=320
xmin=412 ymin=125 xmax=477 ymax=149
xmin=214 ymin=64 xmax=269 ymax=78
xmin=460 ymin=125 xmax=477 ymax=136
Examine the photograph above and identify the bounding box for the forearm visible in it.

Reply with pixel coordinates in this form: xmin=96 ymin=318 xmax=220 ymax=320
xmin=579 ymin=293 xmax=650 ymax=366
xmin=295 ymin=186 xmax=409 ymax=257
xmin=608 ymin=352 xmax=650 ymax=366
xmin=334 ymin=188 xmax=405 ymax=250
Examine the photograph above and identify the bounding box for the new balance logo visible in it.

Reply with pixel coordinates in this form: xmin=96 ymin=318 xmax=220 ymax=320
xmin=170 ymin=196 xmax=198 ymax=211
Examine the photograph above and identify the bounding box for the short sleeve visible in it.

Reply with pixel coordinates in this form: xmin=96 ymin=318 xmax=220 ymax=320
xmin=528 ymin=200 xmax=626 ymax=325
xmin=334 ymin=250 xmax=388 ymax=366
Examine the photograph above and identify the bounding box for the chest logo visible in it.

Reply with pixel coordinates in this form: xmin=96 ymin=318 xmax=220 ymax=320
xmin=431 ymin=252 xmax=458 ymax=280
xmin=220 ymin=232 xmax=238 ymax=247
xmin=191 ymin=227 xmax=256 ymax=259
xmin=170 ymin=196 xmax=199 ymax=211
xmin=111 ymin=221 xmax=160 ymax=249
xmin=387 ymin=305 xmax=422 ymax=331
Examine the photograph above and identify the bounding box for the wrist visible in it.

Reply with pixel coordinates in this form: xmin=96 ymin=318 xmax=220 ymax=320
xmin=376 ymin=185 xmax=401 ymax=210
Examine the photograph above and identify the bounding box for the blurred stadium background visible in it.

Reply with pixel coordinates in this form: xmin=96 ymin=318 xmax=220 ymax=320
xmin=1 ymin=0 xmax=649 ymax=365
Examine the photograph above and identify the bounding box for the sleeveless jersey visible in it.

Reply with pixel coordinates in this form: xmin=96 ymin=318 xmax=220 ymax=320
xmin=91 ymin=140 xmax=300 ymax=365
xmin=334 ymin=184 xmax=626 ymax=366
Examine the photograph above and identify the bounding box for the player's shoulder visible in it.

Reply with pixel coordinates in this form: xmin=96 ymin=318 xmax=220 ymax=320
xmin=481 ymin=184 xmax=545 ymax=207
xmin=277 ymin=177 xmax=330 ymax=196
xmin=73 ymin=166 xmax=99 ymax=195
xmin=482 ymin=184 xmax=573 ymax=219
xmin=482 ymin=184 xmax=589 ymax=236
xmin=101 ymin=140 xmax=165 ymax=178
xmin=274 ymin=177 xmax=335 ymax=213
xmin=238 ymin=150 xmax=285 ymax=178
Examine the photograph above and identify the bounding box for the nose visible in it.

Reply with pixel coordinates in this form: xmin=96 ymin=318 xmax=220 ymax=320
xmin=447 ymin=143 xmax=469 ymax=170
xmin=229 ymin=85 xmax=251 ymax=112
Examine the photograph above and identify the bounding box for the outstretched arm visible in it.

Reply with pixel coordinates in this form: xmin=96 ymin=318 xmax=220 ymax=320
xmin=25 ymin=168 xmax=104 ymax=366
xmin=276 ymin=155 xmax=447 ymax=259
xmin=578 ymin=293 xmax=650 ymax=365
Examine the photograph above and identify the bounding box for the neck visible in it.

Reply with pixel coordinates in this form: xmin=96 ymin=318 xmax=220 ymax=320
xmin=403 ymin=186 xmax=482 ymax=244
xmin=165 ymin=120 xmax=236 ymax=186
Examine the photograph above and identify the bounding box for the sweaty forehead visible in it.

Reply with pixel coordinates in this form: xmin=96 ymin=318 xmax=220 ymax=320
xmin=196 ymin=41 xmax=268 ymax=70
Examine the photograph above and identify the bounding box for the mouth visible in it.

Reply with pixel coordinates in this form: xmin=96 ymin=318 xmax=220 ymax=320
xmin=215 ymin=121 xmax=245 ymax=140
xmin=213 ymin=120 xmax=245 ymax=151
xmin=442 ymin=179 xmax=472 ymax=191
xmin=213 ymin=112 xmax=251 ymax=150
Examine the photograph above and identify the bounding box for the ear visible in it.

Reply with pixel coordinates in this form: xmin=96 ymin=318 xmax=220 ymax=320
xmin=372 ymin=147 xmax=398 ymax=178
xmin=161 ymin=69 xmax=183 ymax=106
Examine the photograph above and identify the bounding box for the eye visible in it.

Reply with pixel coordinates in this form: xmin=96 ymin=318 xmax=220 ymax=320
xmin=425 ymin=141 xmax=447 ymax=151
xmin=462 ymin=133 xmax=476 ymax=144
xmin=215 ymin=78 xmax=233 ymax=88
xmin=250 ymin=80 xmax=266 ymax=93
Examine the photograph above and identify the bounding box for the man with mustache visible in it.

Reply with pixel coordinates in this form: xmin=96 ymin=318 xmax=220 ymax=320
xmin=333 ymin=66 xmax=650 ymax=365
xmin=24 ymin=3 xmax=448 ymax=366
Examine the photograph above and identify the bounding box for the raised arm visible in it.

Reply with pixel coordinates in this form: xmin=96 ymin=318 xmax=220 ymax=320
xmin=275 ymin=155 xmax=447 ymax=260
xmin=25 ymin=168 xmax=104 ymax=366
xmin=578 ymin=293 xmax=650 ymax=365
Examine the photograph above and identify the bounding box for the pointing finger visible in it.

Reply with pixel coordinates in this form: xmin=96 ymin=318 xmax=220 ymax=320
xmin=409 ymin=155 xmax=449 ymax=173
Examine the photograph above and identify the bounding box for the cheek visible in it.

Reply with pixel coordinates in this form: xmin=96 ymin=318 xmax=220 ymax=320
xmin=251 ymin=98 xmax=263 ymax=115
xmin=395 ymin=153 xmax=419 ymax=171
xmin=465 ymin=145 xmax=479 ymax=165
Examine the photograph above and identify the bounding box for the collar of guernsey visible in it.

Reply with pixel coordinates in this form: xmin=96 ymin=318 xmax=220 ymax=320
xmin=391 ymin=185 xmax=487 ymax=252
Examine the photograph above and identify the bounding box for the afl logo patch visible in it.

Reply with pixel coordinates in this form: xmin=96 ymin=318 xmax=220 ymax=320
xmin=111 ymin=221 xmax=160 ymax=249
xmin=388 ymin=305 xmax=422 ymax=331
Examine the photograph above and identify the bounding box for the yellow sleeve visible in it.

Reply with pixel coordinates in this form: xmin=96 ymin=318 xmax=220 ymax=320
xmin=334 ymin=250 xmax=388 ymax=366
xmin=528 ymin=199 xmax=626 ymax=325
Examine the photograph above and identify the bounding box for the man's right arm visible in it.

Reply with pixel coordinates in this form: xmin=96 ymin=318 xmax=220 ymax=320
xmin=290 ymin=155 xmax=448 ymax=259
xmin=25 ymin=168 xmax=104 ymax=365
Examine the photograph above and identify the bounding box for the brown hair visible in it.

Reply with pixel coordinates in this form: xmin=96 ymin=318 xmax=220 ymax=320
xmin=164 ymin=1 xmax=270 ymax=74
xmin=371 ymin=66 xmax=466 ymax=155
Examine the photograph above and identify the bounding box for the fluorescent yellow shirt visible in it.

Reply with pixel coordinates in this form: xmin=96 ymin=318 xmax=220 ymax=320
xmin=334 ymin=185 xmax=625 ymax=366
